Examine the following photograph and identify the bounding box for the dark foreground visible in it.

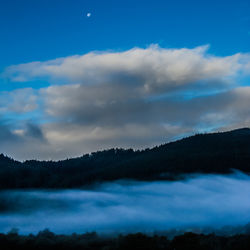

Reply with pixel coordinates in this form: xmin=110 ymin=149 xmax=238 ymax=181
xmin=2 ymin=230 xmax=250 ymax=250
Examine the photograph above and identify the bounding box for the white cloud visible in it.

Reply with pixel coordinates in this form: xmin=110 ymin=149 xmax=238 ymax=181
xmin=3 ymin=45 xmax=249 ymax=93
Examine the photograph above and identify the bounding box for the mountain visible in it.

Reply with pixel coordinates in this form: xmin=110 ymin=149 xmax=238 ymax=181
xmin=1 ymin=128 xmax=250 ymax=189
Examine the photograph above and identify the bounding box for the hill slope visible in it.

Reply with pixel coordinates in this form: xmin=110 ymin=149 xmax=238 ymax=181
xmin=1 ymin=128 xmax=250 ymax=189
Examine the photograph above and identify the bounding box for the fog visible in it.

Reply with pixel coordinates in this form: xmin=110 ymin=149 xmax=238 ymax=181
xmin=1 ymin=172 xmax=250 ymax=235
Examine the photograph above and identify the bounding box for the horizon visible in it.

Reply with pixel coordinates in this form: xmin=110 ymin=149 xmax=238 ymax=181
xmin=0 ymin=126 xmax=249 ymax=162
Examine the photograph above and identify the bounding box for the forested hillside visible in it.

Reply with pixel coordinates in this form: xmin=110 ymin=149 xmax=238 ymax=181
xmin=1 ymin=128 xmax=250 ymax=189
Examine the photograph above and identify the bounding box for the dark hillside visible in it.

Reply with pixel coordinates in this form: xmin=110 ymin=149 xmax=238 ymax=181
xmin=1 ymin=128 xmax=250 ymax=189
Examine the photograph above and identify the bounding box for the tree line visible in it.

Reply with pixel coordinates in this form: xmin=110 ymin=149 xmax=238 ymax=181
xmin=1 ymin=229 xmax=250 ymax=250
xmin=1 ymin=128 xmax=250 ymax=189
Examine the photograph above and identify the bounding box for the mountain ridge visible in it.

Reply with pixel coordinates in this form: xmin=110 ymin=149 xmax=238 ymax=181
xmin=1 ymin=127 xmax=250 ymax=189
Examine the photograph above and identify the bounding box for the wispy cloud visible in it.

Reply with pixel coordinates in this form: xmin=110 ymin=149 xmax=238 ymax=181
xmin=0 ymin=88 xmax=37 ymax=114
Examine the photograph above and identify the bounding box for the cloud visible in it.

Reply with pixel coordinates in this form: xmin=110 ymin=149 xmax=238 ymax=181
xmin=1 ymin=45 xmax=250 ymax=160
xmin=1 ymin=173 xmax=250 ymax=234
xmin=3 ymin=45 xmax=248 ymax=93
xmin=41 ymin=84 xmax=250 ymax=130
xmin=0 ymin=120 xmax=50 ymax=160
xmin=0 ymin=88 xmax=38 ymax=114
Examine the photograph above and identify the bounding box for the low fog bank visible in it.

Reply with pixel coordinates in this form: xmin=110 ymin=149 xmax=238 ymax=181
xmin=1 ymin=172 xmax=250 ymax=235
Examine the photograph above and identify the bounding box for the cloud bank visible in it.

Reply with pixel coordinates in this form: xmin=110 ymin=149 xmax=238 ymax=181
xmin=1 ymin=173 xmax=250 ymax=234
xmin=1 ymin=45 xmax=250 ymax=160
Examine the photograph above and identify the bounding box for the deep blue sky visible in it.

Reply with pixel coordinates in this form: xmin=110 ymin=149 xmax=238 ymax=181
xmin=1 ymin=0 xmax=249 ymax=77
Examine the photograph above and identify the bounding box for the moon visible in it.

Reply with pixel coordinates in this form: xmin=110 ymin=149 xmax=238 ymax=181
xmin=86 ymin=13 xmax=91 ymax=18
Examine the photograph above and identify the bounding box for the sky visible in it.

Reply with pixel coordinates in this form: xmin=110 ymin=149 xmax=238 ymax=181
xmin=0 ymin=0 xmax=250 ymax=160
